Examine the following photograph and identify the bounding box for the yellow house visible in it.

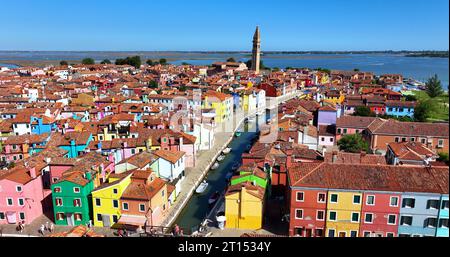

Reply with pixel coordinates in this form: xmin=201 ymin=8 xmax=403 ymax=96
xmin=203 ymin=90 xmax=233 ymax=123
xmin=323 ymin=90 xmax=345 ymax=105
xmin=225 ymin=182 xmax=265 ymax=230
xmin=325 ymin=191 xmax=363 ymax=237
xmin=91 ymin=171 xmax=133 ymax=227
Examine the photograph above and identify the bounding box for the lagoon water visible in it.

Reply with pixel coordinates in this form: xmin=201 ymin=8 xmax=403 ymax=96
xmin=0 ymin=52 xmax=448 ymax=88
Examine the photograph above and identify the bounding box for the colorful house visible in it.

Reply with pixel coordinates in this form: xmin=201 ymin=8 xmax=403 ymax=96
xmin=385 ymin=100 xmax=415 ymax=118
xmin=58 ymin=131 xmax=93 ymax=158
xmin=225 ymin=182 xmax=265 ymax=230
xmin=202 ymin=90 xmax=233 ymax=123
xmin=91 ymin=171 xmax=133 ymax=227
xmin=326 ymin=191 xmax=363 ymax=237
xmin=51 ymin=171 xmax=95 ymax=226
xmin=436 ymin=196 xmax=449 ymax=237
xmin=30 ymin=115 xmax=57 ymax=135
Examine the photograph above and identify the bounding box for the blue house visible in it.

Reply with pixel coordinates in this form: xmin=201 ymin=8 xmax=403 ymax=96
xmin=30 ymin=115 xmax=57 ymax=135
xmin=386 ymin=83 xmax=404 ymax=93
xmin=437 ymin=195 xmax=449 ymax=237
xmin=398 ymin=193 xmax=441 ymax=237
xmin=385 ymin=100 xmax=416 ymax=118
xmin=231 ymin=92 xmax=240 ymax=111
xmin=58 ymin=131 xmax=93 ymax=158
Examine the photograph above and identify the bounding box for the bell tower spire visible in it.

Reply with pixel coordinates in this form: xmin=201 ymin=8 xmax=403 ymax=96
xmin=251 ymin=26 xmax=261 ymax=74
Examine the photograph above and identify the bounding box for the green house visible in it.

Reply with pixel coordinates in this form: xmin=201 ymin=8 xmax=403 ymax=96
xmin=51 ymin=171 xmax=95 ymax=226
xmin=230 ymin=168 xmax=268 ymax=189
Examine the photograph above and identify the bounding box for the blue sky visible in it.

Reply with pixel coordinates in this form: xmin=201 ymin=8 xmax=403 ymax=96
xmin=0 ymin=0 xmax=448 ymax=51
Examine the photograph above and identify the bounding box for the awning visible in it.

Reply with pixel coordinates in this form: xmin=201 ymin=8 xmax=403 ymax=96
xmin=116 ymin=215 xmax=147 ymax=227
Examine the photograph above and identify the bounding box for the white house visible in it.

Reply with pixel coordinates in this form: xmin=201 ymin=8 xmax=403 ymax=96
xmin=152 ymin=150 xmax=186 ymax=196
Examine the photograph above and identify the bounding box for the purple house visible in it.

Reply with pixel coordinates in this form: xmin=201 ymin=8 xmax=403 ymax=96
xmin=317 ymin=105 xmax=337 ymax=127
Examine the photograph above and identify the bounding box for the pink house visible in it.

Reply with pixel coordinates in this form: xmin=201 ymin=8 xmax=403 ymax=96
xmin=0 ymin=166 xmax=51 ymax=225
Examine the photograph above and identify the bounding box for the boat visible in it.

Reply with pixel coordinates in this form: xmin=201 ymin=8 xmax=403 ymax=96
xmin=195 ymin=180 xmax=208 ymax=194
xmin=222 ymin=147 xmax=232 ymax=154
xmin=235 ymin=132 xmax=242 ymax=137
xmin=231 ymin=162 xmax=240 ymax=171
xmin=217 ymin=155 xmax=225 ymax=162
xmin=208 ymin=191 xmax=221 ymax=205
xmin=210 ymin=162 xmax=220 ymax=170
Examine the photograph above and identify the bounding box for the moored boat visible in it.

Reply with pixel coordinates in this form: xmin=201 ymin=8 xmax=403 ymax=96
xmin=217 ymin=155 xmax=225 ymax=162
xmin=195 ymin=180 xmax=209 ymax=194
xmin=235 ymin=132 xmax=242 ymax=137
xmin=222 ymin=147 xmax=232 ymax=154
xmin=210 ymin=162 xmax=220 ymax=170
xmin=208 ymin=191 xmax=221 ymax=205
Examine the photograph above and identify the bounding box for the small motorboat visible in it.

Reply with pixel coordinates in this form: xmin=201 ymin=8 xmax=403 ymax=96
xmin=217 ymin=155 xmax=225 ymax=162
xmin=222 ymin=147 xmax=232 ymax=155
xmin=208 ymin=191 xmax=221 ymax=205
xmin=210 ymin=162 xmax=220 ymax=170
xmin=235 ymin=132 xmax=241 ymax=137
xmin=195 ymin=180 xmax=208 ymax=194
xmin=231 ymin=162 xmax=240 ymax=171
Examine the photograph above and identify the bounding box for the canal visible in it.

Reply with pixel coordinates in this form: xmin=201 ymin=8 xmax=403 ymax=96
xmin=173 ymin=114 xmax=267 ymax=233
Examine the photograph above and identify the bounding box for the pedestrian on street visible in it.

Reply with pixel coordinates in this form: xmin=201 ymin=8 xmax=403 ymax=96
xmin=39 ymin=224 xmax=45 ymax=236
xmin=49 ymin=223 xmax=54 ymax=233
xmin=45 ymin=221 xmax=50 ymax=231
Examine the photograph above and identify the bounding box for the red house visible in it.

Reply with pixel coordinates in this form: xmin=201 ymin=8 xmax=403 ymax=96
xmin=359 ymin=192 xmax=401 ymax=237
xmin=288 ymin=186 xmax=328 ymax=237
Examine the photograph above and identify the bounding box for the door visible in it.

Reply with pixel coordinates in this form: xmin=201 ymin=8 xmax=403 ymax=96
xmin=102 ymin=215 xmax=111 ymax=227
xmin=305 ymin=229 xmax=312 ymax=237
xmin=6 ymin=212 xmax=17 ymax=224
xmin=339 ymin=231 xmax=346 ymax=237
xmin=67 ymin=213 xmax=74 ymax=226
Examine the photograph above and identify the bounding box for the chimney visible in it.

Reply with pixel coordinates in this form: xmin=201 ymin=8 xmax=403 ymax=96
xmin=30 ymin=167 xmax=37 ymax=179
xmin=332 ymin=150 xmax=338 ymax=163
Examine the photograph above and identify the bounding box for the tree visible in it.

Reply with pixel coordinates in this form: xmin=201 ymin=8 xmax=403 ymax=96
xmin=414 ymin=100 xmax=433 ymax=122
xmin=146 ymin=59 xmax=154 ymax=66
xmin=438 ymin=152 xmax=449 ymax=165
xmin=181 ymin=62 xmax=191 ymax=66
xmin=272 ymin=67 xmax=280 ymax=72
xmin=179 ymin=85 xmax=187 ymax=91
xmin=60 ymin=60 xmax=68 ymax=66
xmin=159 ymin=58 xmax=167 ymax=65
xmin=101 ymin=59 xmax=111 ymax=64
xmin=353 ymin=68 xmax=360 ymax=72
xmin=114 ymin=56 xmax=141 ymax=68
xmin=425 ymin=74 xmax=444 ymax=98
xmin=148 ymin=80 xmax=158 ymax=89
xmin=338 ymin=134 xmax=369 ymax=153
xmin=227 ymin=57 xmax=236 ymax=62
xmin=245 ymin=59 xmax=267 ymax=70
xmin=405 ymin=95 xmax=417 ymax=101
xmin=82 ymin=58 xmax=95 ymax=65
xmin=353 ymin=106 xmax=375 ymax=117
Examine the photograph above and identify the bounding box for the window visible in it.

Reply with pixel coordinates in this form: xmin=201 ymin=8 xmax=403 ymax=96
xmin=387 ymin=214 xmax=397 ymax=225
xmin=113 ymin=200 xmax=119 ymax=208
xmin=161 ymin=190 xmax=165 ymax=197
xmin=402 ymin=198 xmax=415 ymax=208
xmin=350 ymin=231 xmax=358 ymax=237
xmin=401 ymin=137 xmax=407 ymax=142
xmin=395 ymin=137 xmax=400 ymax=143
xmin=95 ymin=198 xmax=101 ymax=207
xmin=318 ymin=193 xmax=326 ymax=203
xmin=19 ymin=212 xmax=25 ymax=220
xmin=54 ymin=187 xmax=61 ymax=193
xmin=337 ymin=128 xmax=341 ymax=134
xmin=438 ymin=139 xmax=444 ymax=148
xmin=321 ymin=137 xmax=325 ymax=142
xmin=386 ymin=233 xmax=394 ymax=237
xmin=425 ymin=218 xmax=437 ymax=228
xmin=55 ymin=198 xmax=63 ymax=206
xmin=139 ymin=204 xmax=146 ymax=212
xmin=97 ymin=214 xmax=102 ymax=221
xmin=112 ymin=215 xmax=118 ymax=223
xmin=73 ymin=187 xmax=80 ymax=193
xmin=420 ymin=138 xmax=426 ymax=144
xmin=442 ymin=200 xmax=449 ymax=210
xmin=427 ymin=200 xmax=439 ymax=209
xmin=6 ymin=198 xmax=13 ymax=206
xmin=355 ymin=129 xmax=360 ymax=134
xmin=18 ymin=198 xmax=24 ymax=206
xmin=16 ymin=186 xmax=22 ymax=192
xmin=353 ymin=195 xmax=361 ymax=204
xmin=113 ymin=188 xmax=118 ymax=194
xmin=315 ymin=229 xmax=324 ymax=237
xmin=122 ymin=202 xmax=129 ymax=210
xmin=317 ymin=210 xmax=325 ymax=221
xmin=56 ymin=213 xmax=65 ymax=221
xmin=351 ymin=212 xmax=360 ymax=222
xmin=329 ymin=211 xmax=337 ymax=221
xmin=365 ymin=213 xmax=373 ymax=223
xmin=439 ymin=219 xmax=449 ymax=228
xmin=400 ymin=216 xmax=413 ymax=226
xmin=74 ymin=213 xmax=82 ymax=221
xmin=330 ymin=194 xmax=338 ymax=203
xmin=295 ymin=209 xmax=303 ymax=219
xmin=328 ymin=229 xmax=335 ymax=237
xmin=343 ymin=129 xmax=348 ymax=134
xmin=366 ymin=195 xmax=375 ymax=205
xmin=73 ymin=198 xmax=81 ymax=207
xmin=330 ymin=138 xmax=334 ymax=142
xmin=410 ymin=137 xmax=415 ymax=142
xmin=390 ymin=196 xmax=399 ymax=207
xmin=399 ymin=234 xmax=411 ymax=237
xmin=363 ymin=231 xmax=371 ymax=237
xmin=0 ymin=212 xmax=4 ymax=220
xmin=296 ymin=192 xmax=304 ymax=202
xmin=131 ymin=149 xmax=136 ymax=154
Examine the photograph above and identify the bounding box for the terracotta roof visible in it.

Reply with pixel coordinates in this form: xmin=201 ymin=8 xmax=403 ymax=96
xmin=121 ymin=177 xmax=166 ymax=201
xmin=370 ymin=120 xmax=449 ymax=138
xmin=324 ymin=152 xmax=386 ymax=165
xmin=336 ymin=116 xmax=378 ymax=129
xmin=153 ymin=149 xmax=185 ymax=164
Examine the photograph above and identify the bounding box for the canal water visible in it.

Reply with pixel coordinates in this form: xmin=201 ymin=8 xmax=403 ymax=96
xmin=173 ymin=114 xmax=266 ymax=233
